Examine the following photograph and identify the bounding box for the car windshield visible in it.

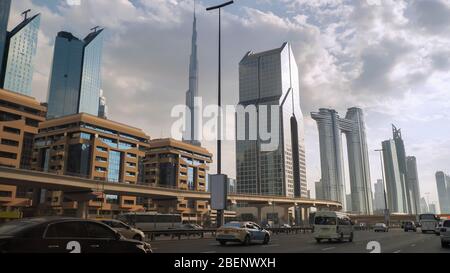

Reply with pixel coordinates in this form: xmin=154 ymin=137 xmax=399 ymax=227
xmin=224 ymin=222 xmax=243 ymax=228
xmin=0 ymin=220 xmax=40 ymax=236
xmin=315 ymin=217 xmax=337 ymax=225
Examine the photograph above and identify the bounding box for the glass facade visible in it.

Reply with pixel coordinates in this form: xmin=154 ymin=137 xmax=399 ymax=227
xmin=188 ymin=167 xmax=195 ymax=190
xmin=46 ymin=30 xmax=103 ymax=119
xmin=2 ymin=14 xmax=40 ymax=95
xmin=67 ymin=144 xmax=92 ymax=177
xmin=159 ymin=163 xmax=176 ymax=187
xmin=108 ymin=150 xmax=122 ymax=182
xmin=47 ymin=32 xmax=84 ymax=119
xmin=236 ymin=43 xmax=307 ymax=198
xmin=79 ymin=30 xmax=103 ymax=115
xmin=0 ymin=0 xmax=11 ymax=79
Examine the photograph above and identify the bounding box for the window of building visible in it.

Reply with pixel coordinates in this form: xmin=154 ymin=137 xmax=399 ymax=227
xmin=1 ymin=139 xmax=19 ymax=147
xmin=3 ymin=126 xmax=20 ymax=135
xmin=20 ymin=133 xmax=34 ymax=170
xmin=124 ymin=200 xmax=135 ymax=205
xmin=0 ymin=111 xmax=21 ymax=122
xmin=25 ymin=118 xmax=39 ymax=127
xmin=0 ymin=191 xmax=13 ymax=198
xmin=96 ymin=146 xmax=108 ymax=152
xmin=0 ymin=151 xmax=17 ymax=159
xmin=105 ymin=194 xmax=119 ymax=204
xmin=95 ymin=156 xmax=107 ymax=163
xmin=108 ymin=150 xmax=122 ymax=182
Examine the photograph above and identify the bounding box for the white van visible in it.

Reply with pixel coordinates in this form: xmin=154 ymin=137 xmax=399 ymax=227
xmin=313 ymin=211 xmax=354 ymax=243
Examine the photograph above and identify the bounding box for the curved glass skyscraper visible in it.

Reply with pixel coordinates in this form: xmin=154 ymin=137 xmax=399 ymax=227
xmin=47 ymin=29 xmax=104 ymax=119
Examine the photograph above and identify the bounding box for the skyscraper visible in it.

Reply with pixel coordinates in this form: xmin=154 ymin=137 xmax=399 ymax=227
xmin=98 ymin=89 xmax=108 ymax=119
xmin=392 ymin=125 xmax=412 ymax=213
xmin=311 ymin=107 xmax=373 ymax=214
xmin=236 ymin=42 xmax=307 ymax=198
xmin=420 ymin=197 xmax=429 ymax=214
xmin=0 ymin=10 xmax=40 ymax=96
xmin=374 ymin=179 xmax=385 ymax=212
xmin=183 ymin=4 xmax=201 ymax=146
xmin=406 ymin=156 xmax=421 ymax=214
xmin=47 ymin=29 xmax=104 ymax=119
xmin=436 ymin=171 xmax=450 ymax=214
xmin=0 ymin=0 xmax=11 ymax=79
xmin=382 ymin=139 xmax=408 ymax=213
xmin=315 ymin=180 xmax=324 ymax=200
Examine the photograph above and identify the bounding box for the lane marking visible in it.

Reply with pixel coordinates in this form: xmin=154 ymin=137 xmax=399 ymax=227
xmin=322 ymin=247 xmax=336 ymax=251
xmin=394 ymin=250 xmax=401 ymax=253
xmin=411 ymin=244 xmax=416 ymax=247
xmin=262 ymin=244 xmax=280 ymax=248
xmin=202 ymin=251 xmax=217 ymax=254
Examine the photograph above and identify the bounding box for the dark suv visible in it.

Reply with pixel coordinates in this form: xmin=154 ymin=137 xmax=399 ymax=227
xmin=0 ymin=217 xmax=152 ymax=253
xmin=404 ymin=221 xmax=417 ymax=232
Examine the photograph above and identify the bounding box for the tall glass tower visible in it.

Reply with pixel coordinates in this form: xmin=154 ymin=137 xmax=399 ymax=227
xmin=47 ymin=29 xmax=104 ymax=119
xmin=236 ymin=43 xmax=307 ymax=198
xmin=183 ymin=3 xmax=201 ymax=146
xmin=0 ymin=12 xmax=40 ymax=96
xmin=0 ymin=0 xmax=11 ymax=79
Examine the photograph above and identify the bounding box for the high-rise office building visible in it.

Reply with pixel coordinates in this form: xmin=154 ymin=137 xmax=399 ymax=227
xmin=236 ymin=43 xmax=307 ymax=198
xmin=0 ymin=10 xmax=40 ymax=96
xmin=429 ymin=203 xmax=437 ymax=214
xmin=346 ymin=194 xmax=352 ymax=212
xmin=406 ymin=156 xmax=421 ymax=214
xmin=0 ymin=0 xmax=11 ymax=80
xmin=311 ymin=107 xmax=373 ymax=214
xmin=420 ymin=197 xmax=428 ymax=214
xmin=47 ymin=29 xmax=104 ymax=119
xmin=98 ymin=89 xmax=108 ymax=119
xmin=374 ymin=179 xmax=385 ymax=212
xmin=315 ymin=180 xmax=324 ymax=200
xmin=382 ymin=139 xmax=408 ymax=213
xmin=436 ymin=171 xmax=450 ymax=214
xmin=183 ymin=6 xmax=201 ymax=146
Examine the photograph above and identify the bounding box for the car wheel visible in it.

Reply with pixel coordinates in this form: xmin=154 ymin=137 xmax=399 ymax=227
xmin=243 ymin=235 xmax=251 ymax=246
xmin=339 ymin=233 xmax=344 ymax=243
xmin=263 ymin=235 xmax=270 ymax=245
xmin=133 ymin=234 xmax=143 ymax=241
xmin=349 ymin=232 xmax=354 ymax=243
xmin=219 ymin=240 xmax=227 ymax=246
xmin=441 ymin=241 xmax=448 ymax=248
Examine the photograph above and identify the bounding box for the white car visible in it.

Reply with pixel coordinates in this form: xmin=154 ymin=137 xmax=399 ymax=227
xmin=281 ymin=224 xmax=292 ymax=228
xmin=101 ymin=219 xmax=146 ymax=241
xmin=314 ymin=211 xmax=354 ymax=243
xmin=440 ymin=220 xmax=450 ymax=248
xmin=373 ymin=223 xmax=389 ymax=232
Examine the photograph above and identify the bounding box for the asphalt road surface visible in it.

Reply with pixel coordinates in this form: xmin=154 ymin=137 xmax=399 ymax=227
xmin=150 ymin=229 xmax=450 ymax=253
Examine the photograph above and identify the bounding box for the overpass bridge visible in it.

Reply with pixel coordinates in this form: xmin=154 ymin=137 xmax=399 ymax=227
xmin=0 ymin=167 xmax=342 ymax=216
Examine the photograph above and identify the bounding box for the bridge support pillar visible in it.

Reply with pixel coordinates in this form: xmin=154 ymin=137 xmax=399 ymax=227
xmin=77 ymin=201 xmax=88 ymax=219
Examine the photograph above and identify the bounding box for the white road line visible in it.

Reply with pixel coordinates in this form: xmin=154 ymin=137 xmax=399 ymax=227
xmin=262 ymin=244 xmax=280 ymax=248
xmin=394 ymin=250 xmax=401 ymax=253
xmin=202 ymin=251 xmax=217 ymax=254
xmin=411 ymin=244 xmax=416 ymax=247
xmin=322 ymin=247 xmax=336 ymax=251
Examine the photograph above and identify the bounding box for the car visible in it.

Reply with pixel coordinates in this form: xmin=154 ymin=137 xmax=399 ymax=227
xmin=435 ymin=220 xmax=447 ymax=236
xmin=216 ymin=222 xmax=271 ymax=246
xmin=100 ymin=219 xmax=146 ymax=241
xmin=404 ymin=221 xmax=417 ymax=232
xmin=440 ymin=220 xmax=450 ymax=248
xmin=281 ymin=224 xmax=292 ymax=228
xmin=0 ymin=217 xmax=152 ymax=253
xmin=313 ymin=211 xmax=354 ymax=243
xmin=373 ymin=223 xmax=389 ymax=232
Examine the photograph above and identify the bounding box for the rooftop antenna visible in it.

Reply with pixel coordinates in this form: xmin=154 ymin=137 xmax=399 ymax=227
xmin=21 ymin=9 xmax=31 ymax=21
xmin=91 ymin=26 xmax=100 ymax=33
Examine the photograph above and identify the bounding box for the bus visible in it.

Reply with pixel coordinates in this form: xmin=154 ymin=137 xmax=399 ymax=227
xmin=117 ymin=212 xmax=182 ymax=231
xmin=418 ymin=214 xmax=440 ymax=234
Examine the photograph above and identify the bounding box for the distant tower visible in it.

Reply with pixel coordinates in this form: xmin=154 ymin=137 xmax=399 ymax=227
xmin=0 ymin=8 xmax=41 ymax=95
xmin=98 ymin=89 xmax=108 ymax=119
xmin=183 ymin=1 xmax=201 ymax=146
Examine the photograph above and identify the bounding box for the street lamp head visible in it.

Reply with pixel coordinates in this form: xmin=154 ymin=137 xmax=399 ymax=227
xmin=206 ymin=1 xmax=234 ymax=11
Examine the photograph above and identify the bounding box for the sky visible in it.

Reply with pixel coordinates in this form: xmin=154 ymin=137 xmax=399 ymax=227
xmin=8 ymin=0 xmax=450 ymax=212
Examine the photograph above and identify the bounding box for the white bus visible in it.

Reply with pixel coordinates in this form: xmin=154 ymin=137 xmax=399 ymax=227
xmin=418 ymin=214 xmax=440 ymax=234
xmin=117 ymin=212 xmax=182 ymax=231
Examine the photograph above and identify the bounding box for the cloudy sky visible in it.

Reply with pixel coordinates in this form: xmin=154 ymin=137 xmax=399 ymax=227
xmin=8 ymin=0 xmax=450 ymax=211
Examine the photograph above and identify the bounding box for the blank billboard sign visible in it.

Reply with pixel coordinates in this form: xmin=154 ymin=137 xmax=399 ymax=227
xmin=210 ymin=174 xmax=228 ymax=210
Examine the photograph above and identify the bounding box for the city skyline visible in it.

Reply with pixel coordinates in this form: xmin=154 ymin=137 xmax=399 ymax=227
xmin=4 ymin=0 xmax=449 ymax=207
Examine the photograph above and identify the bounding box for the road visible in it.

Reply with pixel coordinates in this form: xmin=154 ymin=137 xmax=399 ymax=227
xmin=150 ymin=229 xmax=450 ymax=253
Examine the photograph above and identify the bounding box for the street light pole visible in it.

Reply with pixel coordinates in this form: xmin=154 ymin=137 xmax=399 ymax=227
xmin=206 ymin=1 xmax=234 ymax=228
xmin=375 ymin=149 xmax=389 ymax=226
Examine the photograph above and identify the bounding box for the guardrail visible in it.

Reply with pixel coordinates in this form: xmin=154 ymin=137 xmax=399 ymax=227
xmin=143 ymin=227 xmax=313 ymax=241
